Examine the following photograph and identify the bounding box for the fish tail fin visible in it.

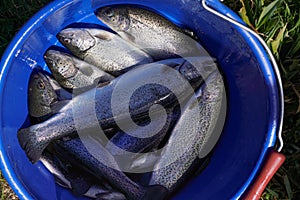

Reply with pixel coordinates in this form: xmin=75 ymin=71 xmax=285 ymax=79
xmin=142 ymin=185 xmax=169 ymax=200
xmin=17 ymin=126 xmax=47 ymax=163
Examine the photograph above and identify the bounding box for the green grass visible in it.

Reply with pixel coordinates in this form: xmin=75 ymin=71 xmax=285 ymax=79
xmin=0 ymin=0 xmax=299 ymax=200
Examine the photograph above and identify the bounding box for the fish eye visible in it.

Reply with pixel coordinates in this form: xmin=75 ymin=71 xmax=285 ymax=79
xmin=48 ymin=59 xmax=54 ymax=65
xmin=38 ymin=81 xmax=45 ymax=90
xmin=64 ymin=38 xmax=71 ymax=44
xmin=120 ymin=18 xmax=130 ymax=31
xmin=111 ymin=16 xmax=118 ymax=23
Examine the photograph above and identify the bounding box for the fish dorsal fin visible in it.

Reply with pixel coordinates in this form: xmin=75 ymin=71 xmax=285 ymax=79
xmin=78 ymin=64 xmax=94 ymax=76
xmin=120 ymin=31 xmax=136 ymax=43
xmin=51 ymin=100 xmax=70 ymax=114
xmin=72 ymin=57 xmax=95 ymax=76
xmin=56 ymin=89 xmax=72 ymax=101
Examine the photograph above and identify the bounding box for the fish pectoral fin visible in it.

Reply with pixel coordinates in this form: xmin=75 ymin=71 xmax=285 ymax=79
xmin=56 ymin=89 xmax=72 ymax=101
xmin=142 ymin=185 xmax=169 ymax=200
xmin=51 ymin=100 xmax=70 ymax=114
xmin=94 ymin=32 xmax=113 ymax=41
xmin=77 ymin=65 xmax=94 ymax=76
xmin=120 ymin=31 xmax=136 ymax=43
xmin=130 ymin=152 xmax=160 ymax=171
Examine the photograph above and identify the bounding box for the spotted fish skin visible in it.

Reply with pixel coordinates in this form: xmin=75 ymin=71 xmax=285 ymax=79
xmin=96 ymin=6 xmax=208 ymax=60
xmin=17 ymin=57 xmax=216 ymax=164
xmin=57 ymin=28 xmax=153 ymax=75
xmin=149 ymin=72 xmax=225 ymax=193
xmin=106 ymin=105 xmax=180 ymax=157
xmin=44 ymin=49 xmax=114 ymax=91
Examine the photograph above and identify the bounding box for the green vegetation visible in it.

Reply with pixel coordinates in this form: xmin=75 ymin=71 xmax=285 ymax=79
xmin=0 ymin=0 xmax=51 ymax=56
xmin=0 ymin=0 xmax=299 ymax=199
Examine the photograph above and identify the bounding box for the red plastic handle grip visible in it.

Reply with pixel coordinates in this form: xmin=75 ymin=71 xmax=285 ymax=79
xmin=243 ymin=150 xmax=286 ymax=200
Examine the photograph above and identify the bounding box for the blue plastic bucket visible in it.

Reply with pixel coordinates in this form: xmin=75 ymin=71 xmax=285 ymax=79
xmin=0 ymin=0 xmax=283 ymax=199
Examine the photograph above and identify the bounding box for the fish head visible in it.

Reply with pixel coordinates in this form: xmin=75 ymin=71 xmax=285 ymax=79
xmin=44 ymin=50 xmax=78 ymax=80
xmin=57 ymin=28 xmax=96 ymax=53
xmin=96 ymin=7 xmax=131 ymax=32
xmin=28 ymin=68 xmax=58 ymax=118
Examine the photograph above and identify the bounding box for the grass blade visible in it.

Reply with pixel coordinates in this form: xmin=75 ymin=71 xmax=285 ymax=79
xmin=265 ymin=188 xmax=279 ymax=199
xmin=256 ymin=0 xmax=282 ymax=28
xmin=238 ymin=4 xmax=251 ymax=26
xmin=271 ymin=24 xmax=287 ymax=57
xmin=283 ymin=174 xmax=293 ymax=200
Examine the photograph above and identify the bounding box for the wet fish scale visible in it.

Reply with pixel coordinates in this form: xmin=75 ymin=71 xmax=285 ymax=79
xmin=96 ymin=6 xmax=208 ymax=60
xmin=44 ymin=50 xmax=114 ymax=90
xmin=57 ymin=28 xmax=153 ymax=75
xmin=149 ymin=72 xmax=225 ymax=192
xmin=106 ymin=105 xmax=180 ymax=156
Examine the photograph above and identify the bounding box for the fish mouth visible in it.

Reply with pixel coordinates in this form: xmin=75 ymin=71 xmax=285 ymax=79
xmin=96 ymin=7 xmax=116 ymax=24
xmin=44 ymin=51 xmax=57 ymax=67
xmin=57 ymin=32 xmax=72 ymax=46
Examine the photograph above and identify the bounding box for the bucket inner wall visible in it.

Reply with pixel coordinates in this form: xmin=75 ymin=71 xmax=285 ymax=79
xmin=0 ymin=0 xmax=280 ymax=199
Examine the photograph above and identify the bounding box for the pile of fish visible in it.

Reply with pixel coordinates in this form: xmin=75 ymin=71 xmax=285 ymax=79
xmin=17 ymin=5 xmax=226 ymax=200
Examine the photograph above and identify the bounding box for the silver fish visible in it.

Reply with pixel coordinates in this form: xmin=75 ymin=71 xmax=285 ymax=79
xmin=28 ymin=68 xmax=58 ymax=123
xmin=149 ymin=72 xmax=226 ymax=193
xmin=57 ymin=28 xmax=153 ymax=75
xmin=96 ymin=6 xmax=208 ymax=60
xmin=53 ymin=137 xmax=167 ymax=200
xmin=44 ymin=50 xmax=114 ymax=90
xmin=41 ymin=151 xmax=96 ymax=196
xmin=106 ymin=106 xmax=179 ymax=154
xmin=105 ymin=106 xmax=180 ymax=172
xmin=40 ymin=152 xmax=72 ymax=189
xmin=18 ymin=57 xmax=216 ymax=163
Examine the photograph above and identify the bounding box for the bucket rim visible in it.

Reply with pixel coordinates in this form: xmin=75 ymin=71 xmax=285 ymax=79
xmin=0 ymin=0 xmax=284 ymax=199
